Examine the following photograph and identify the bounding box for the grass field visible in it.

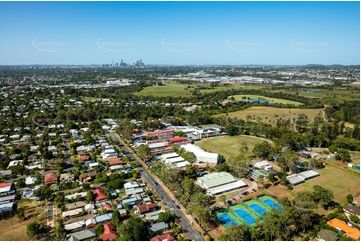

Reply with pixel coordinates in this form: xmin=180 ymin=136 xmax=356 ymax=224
xmin=135 ymin=82 xmax=269 ymax=96
xmin=0 ymin=200 xmax=44 ymax=241
xmin=196 ymin=135 xmax=271 ymax=160
xmin=228 ymin=95 xmax=303 ymax=106
xmin=293 ymin=88 xmax=359 ymax=101
xmin=199 ymin=84 xmax=266 ymax=94
xmin=267 ymin=165 xmax=360 ymax=205
xmin=217 ymin=106 xmax=324 ymax=126
xmin=0 ymin=217 xmax=30 ymax=241
xmin=135 ymin=83 xmax=193 ymax=97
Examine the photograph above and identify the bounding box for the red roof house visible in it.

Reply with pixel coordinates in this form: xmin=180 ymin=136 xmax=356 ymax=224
xmin=44 ymin=172 xmax=58 ymax=184
xmin=102 ymin=202 xmax=112 ymax=211
xmin=107 ymin=157 xmax=124 ymax=166
xmin=151 ymin=232 xmax=175 ymax=241
xmin=0 ymin=182 xmax=13 ymax=193
xmin=79 ymin=154 xmax=90 ymax=162
xmin=0 ymin=182 xmax=12 ymax=189
xmin=100 ymin=222 xmax=117 ymax=241
xmin=92 ymin=188 xmax=106 ymax=202
xmin=136 ymin=203 xmax=157 ymax=214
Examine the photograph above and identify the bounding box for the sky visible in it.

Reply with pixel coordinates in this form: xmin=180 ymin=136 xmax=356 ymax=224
xmin=0 ymin=1 xmax=359 ymax=65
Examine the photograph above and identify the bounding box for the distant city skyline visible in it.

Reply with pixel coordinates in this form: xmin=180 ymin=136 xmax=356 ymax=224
xmin=0 ymin=1 xmax=359 ymax=65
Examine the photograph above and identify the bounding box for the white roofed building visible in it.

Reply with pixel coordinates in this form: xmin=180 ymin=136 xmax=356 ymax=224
xmin=196 ymin=172 xmax=247 ymax=196
xmin=180 ymin=143 xmax=219 ymax=164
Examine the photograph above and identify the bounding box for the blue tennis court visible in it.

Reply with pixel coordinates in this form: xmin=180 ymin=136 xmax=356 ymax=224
xmin=261 ymin=198 xmax=282 ymax=210
xmin=248 ymin=203 xmax=267 ymax=216
xmin=233 ymin=208 xmax=256 ymax=225
xmin=217 ymin=212 xmax=239 ymax=227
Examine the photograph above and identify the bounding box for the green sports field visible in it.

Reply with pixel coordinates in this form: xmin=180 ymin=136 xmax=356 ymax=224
xmin=196 ymin=135 xmax=271 ymax=160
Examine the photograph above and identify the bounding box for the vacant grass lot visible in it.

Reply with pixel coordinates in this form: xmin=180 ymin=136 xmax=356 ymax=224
xmin=0 ymin=217 xmax=30 ymax=241
xmin=199 ymin=84 xmax=266 ymax=94
xmin=196 ymin=135 xmax=271 ymax=160
xmin=229 ymin=94 xmax=303 ymax=106
xmin=0 ymin=200 xmax=43 ymax=241
xmin=135 ymin=82 xmax=269 ymax=96
xmin=217 ymin=106 xmax=324 ymax=126
xmin=267 ymin=165 xmax=360 ymax=205
xmin=294 ymin=88 xmax=359 ymax=101
xmin=135 ymin=83 xmax=193 ymax=97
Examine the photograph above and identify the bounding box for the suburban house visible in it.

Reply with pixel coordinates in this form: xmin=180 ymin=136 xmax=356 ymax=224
xmin=0 ymin=182 xmax=16 ymax=214
xmin=149 ymin=222 xmax=169 ymax=234
xmin=99 ymin=222 xmax=117 ymax=241
xmin=92 ymin=188 xmax=107 ymax=202
xmin=135 ymin=203 xmax=157 ymax=215
xmin=67 ymin=228 xmax=96 ymax=241
xmin=60 ymin=173 xmax=75 ymax=183
xmin=107 ymin=157 xmax=125 ymax=166
xmin=327 ymin=218 xmax=360 ymax=241
xmin=344 ymin=204 xmax=360 ymax=219
xmin=44 ymin=172 xmax=58 ymax=184
xmin=151 ymin=232 xmax=175 ymax=241
xmin=353 ymin=195 xmax=360 ymax=206
xmin=79 ymin=172 xmax=97 ymax=183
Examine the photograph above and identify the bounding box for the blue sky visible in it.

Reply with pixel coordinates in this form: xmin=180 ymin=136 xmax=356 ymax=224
xmin=0 ymin=1 xmax=359 ymax=65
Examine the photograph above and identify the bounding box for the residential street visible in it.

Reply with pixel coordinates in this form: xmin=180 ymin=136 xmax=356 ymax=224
xmin=109 ymin=132 xmax=204 ymax=241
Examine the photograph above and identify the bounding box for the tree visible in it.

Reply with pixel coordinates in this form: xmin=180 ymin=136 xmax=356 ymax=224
xmin=295 ymin=114 xmax=309 ymax=133
xmin=27 ymin=222 xmax=41 ymax=238
xmin=86 ymin=190 xmax=94 ymax=203
xmin=112 ymin=210 xmax=121 ymax=225
xmin=335 ymin=149 xmax=352 ymax=162
xmin=184 ymin=164 xmax=197 ymax=178
xmin=117 ymin=217 xmax=148 ymax=240
xmin=219 ymin=224 xmax=251 ymax=241
xmin=17 ymin=207 xmax=25 ymax=220
xmin=54 ymin=218 xmax=65 ymax=239
xmin=224 ymin=124 xmax=239 ymax=136
xmin=158 ymin=211 xmax=173 ymax=223
xmin=253 ymin=141 xmax=272 ymax=159
xmin=312 ymin=185 xmax=334 ymax=208
xmin=138 ymin=144 xmax=153 ymax=162
xmin=346 ymin=194 xmax=353 ymax=204
xmin=95 ymin=224 xmax=104 ymax=236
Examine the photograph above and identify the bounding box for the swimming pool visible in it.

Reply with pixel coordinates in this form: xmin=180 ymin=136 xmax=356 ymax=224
xmin=216 ymin=212 xmax=239 ymax=227
xmin=233 ymin=208 xmax=257 ymax=225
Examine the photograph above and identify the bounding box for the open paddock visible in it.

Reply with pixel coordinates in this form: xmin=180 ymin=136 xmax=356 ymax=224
xmin=216 ymin=106 xmax=324 ymax=126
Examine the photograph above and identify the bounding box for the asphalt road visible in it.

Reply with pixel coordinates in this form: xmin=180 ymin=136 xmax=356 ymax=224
xmin=109 ymin=132 xmax=204 ymax=241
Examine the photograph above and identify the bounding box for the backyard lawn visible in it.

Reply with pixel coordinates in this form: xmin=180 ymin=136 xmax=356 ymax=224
xmin=196 ymin=135 xmax=271 ymax=160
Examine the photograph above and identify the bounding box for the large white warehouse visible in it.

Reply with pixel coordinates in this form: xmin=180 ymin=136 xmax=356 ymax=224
xmin=180 ymin=143 xmax=219 ymax=164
